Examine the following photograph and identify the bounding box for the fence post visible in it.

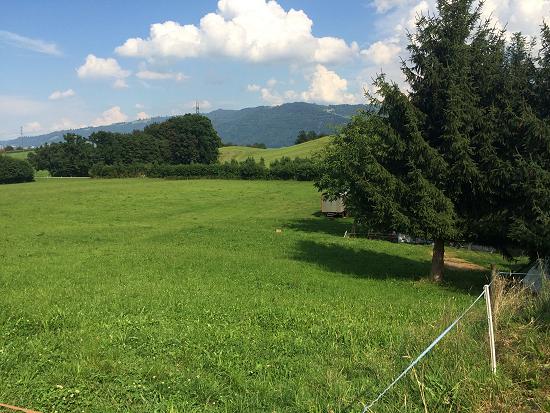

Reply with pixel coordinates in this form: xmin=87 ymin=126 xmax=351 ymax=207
xmin=484 ymin=284 xmax=497 ymax=374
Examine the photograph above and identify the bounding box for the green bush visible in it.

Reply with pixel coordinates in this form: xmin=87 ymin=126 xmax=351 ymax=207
xmin=89 ymin=157 xmax=318 ymax=181
xmin=89 ymin=163 xmax=153 ymax=178
xmin=269 ymin=157 xmax=319 ymax=181
xmin=0 ymin=155 xmax=34 ymax=184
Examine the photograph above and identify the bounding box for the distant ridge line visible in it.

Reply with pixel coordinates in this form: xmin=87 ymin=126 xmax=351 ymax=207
xmin=1 ymin=102 xmax=369 ymax=148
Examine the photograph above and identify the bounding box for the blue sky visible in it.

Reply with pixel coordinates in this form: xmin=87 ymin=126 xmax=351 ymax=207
xmin=1 ymin=0 xmax=548 ymax=140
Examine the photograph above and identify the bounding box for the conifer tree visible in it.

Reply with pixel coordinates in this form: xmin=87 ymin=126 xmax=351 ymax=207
xmin=318 ymin=2 xmax=550 ymax=278
xmin=318 ymin=0 xmax=506 ymax=281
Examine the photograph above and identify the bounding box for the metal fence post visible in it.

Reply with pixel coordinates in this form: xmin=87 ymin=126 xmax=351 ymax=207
xmin=484 ymin=284 xmax=497 ymax=374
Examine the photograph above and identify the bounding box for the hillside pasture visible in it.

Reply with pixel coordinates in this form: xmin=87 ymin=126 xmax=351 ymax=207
xmin=219 ymin=136 xmax=331 ymax=163
xmin=3 ymin=150 xmax=32 ymax=160
xmin=0 ymin=179 xmax=517 ymax=412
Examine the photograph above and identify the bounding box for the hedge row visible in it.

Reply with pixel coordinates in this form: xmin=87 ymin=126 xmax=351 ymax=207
xmin=0 ymin=156 xmax=34 ymax=184
xmin=89 ymin=157 xmax=319 ymax=181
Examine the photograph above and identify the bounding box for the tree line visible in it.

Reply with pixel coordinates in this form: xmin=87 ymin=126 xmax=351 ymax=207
xmin=28 ymin=114 xmax=221 ymax=177
xmin=89 ymin=156 xmax=318 ymax=181
xmin=27 ymin=114 xmax=321 ymax=182
xmin=295 ymin=130 xmax=326 ymax=145
xmin=317 ymin=0 xmax=550 ymax=281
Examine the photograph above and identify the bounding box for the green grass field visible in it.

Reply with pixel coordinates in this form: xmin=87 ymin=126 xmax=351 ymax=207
xmin=3 ymin=150 xmax=32 ymax=160
xmin=4 ymin=140 xmax=326 ymax=167
xmin=0 ymin=179 xmax=530 ymax=412
xmin=219 ymin=137 xmax=331 ymax=163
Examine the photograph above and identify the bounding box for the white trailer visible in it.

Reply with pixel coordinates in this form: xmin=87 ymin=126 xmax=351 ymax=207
xmin=321 ymin=195 xmax=346 ymax=217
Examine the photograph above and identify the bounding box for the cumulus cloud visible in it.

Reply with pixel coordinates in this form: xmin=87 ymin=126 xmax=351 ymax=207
xmin=113 ymin=79 xmax=129 ymax=89
xmin=136 ymin=70 xmax=188 ymax=81
xmin=0 ymin=30 xmax=62 ymax=56
xmin=362 ymin=40 xmax=401 ymax=65
xmin=51 ymin=118 xmax=85 ymax=131
xmin=77 ymin=55 xmax=131 ymax=88
xmin=482 ymin=0 xmax=550 ymax=38
xmin=301 ymin=65 xmax=359 ymax=104
xmin=246 ymin=84 xmax=261 ymax=92
xmin=358 ymin=0 xmax=549 ymax=94
xmin=48 ymin=89 xmax=75 ymax=100
xmin=23 ymin=121 xmax=43 ymax=133
xmin=92 ymin=106 xmax=128 ymax=126
xmin=115 ymin=0 xmax=358 ymax=64
xmin=260 ymin=87 xmax=284 ymax=105
xmin=250 ymin=65 xmax=361 ymax=105
xmin=136 ymin=111 xmax=150 ymax=120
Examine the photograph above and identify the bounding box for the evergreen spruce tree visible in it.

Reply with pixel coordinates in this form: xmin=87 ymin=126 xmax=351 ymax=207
xmin=503 ymin=27 xmax=550 ymax=259
xmin=318 ymin=2 xmax=550 ymax=278
xmin=318 ymin=0 xmax=506 ymax=281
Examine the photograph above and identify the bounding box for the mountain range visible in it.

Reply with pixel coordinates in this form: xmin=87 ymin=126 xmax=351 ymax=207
xmin=0 ymin=102 xmax=368 ymax=148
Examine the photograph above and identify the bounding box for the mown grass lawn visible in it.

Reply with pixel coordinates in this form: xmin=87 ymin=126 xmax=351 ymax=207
xmin=0 ymin=179 xmax=512 ymax=412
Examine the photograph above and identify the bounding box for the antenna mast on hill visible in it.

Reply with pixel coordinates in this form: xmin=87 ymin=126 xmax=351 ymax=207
xmin=195 ymin=101 xmax=200 ymax=114
xmin=20 ymin=126 xmax=23 ymax=148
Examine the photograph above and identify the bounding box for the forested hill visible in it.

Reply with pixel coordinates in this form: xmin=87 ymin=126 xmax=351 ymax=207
xmin=207 ymin=102 xmax=367 ymax=147
xmin=1 ymin=102 xmax=368 ymax=148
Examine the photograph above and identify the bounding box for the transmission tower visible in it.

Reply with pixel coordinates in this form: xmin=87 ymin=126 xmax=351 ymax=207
xmin=195 ymin=101 xmax=200 ymax=114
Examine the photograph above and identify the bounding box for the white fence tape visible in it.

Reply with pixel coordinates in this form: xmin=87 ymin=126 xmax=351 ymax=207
xmin=361 ymin=289 xmax=486 ymax=412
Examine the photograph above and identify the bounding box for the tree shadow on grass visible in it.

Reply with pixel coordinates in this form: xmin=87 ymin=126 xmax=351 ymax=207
xmin=292 ymin=239 xmax=490 ymax=294
xmin=285 ymin=217 xmax=353 ymax=237
xmin=292 ymin=239 xmax=426 ymax=281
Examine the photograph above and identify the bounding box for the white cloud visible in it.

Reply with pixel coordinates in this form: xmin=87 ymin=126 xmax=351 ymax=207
xmin=260 ymin=88 xmax=284 ymax=105
xmin=113 ymin=79 xmax=129 ymax=89
xmin=115 ymin=0 xmax=357 ymax=64
xmin=371 ymin=0 xmax=411 ymax=13
xmin=48 ymin=89 xmax=75 ymax=101
xmin=23 ymin=121 xmax=42 ymax=133
xmin=362 ymin=40 xmax=401 ymax=65
xmin=135 ymin=103 xmax=145 ymax=109
xmin=92 ymin=106 xmax=128 ymax=126
xmin=250 ymin=65 xmax=361 ymax=105
xmin=0 ymin=96 xmax=47 ymax=117
xmin=358 ymin=0 xmax=549 ymax=95
xmin=77 ymin=55 xmax=131 ymax=88
xmin=51 ymin=118 xmax=85 ymax=131
xmin=136 ymin=70 xmax=188 ymax=81
xmin=301 ymin=65 xmax=359 ymax=104
xmin=482 ymin=0 xmax=550 ymax=38
xmin=136 ymin=111 xmax=150 ymax=120
xmin=267 ymin=78 xmax=278 ymax=88
xmin=0 ymin=30 xmax=62 ymax=56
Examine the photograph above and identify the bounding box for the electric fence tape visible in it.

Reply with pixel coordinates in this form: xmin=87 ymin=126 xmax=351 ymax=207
xmin=361 ymin=289 xmax=486 ymax=413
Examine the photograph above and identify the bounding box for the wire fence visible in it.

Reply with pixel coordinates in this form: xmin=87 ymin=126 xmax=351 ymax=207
xmin=358 ymin=281 xmax=496 ymax=412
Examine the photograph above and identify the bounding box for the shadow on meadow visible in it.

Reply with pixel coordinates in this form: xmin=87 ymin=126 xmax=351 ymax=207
xmin=292 ymin=239 xmax=425 ymax=279
xmin=293 ymin=239 xmax=489 ymax=293
xmin=285 ymin=216 xmax=353 ymax=237
xmin=289 ymin=217 xmax=491 ymax=293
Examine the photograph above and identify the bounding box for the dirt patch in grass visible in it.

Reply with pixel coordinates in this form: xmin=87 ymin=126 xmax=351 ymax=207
xmin=445 ymin=255 xmax=487 ymax=271
xmin=425 ymin=249 xmax=487 ymax=272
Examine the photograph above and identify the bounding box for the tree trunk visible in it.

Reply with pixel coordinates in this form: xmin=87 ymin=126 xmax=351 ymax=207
xmin=431 ymin=239 xmax=445 ymax=282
